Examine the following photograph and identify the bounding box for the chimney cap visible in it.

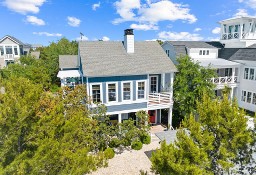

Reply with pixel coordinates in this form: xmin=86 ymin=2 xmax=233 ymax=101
xmin=124 ymin=29 xmax=134 ymax=35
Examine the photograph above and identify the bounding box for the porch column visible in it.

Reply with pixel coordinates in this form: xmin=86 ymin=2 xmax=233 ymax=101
xmin=168 ymin=107 xmax=173 ymax=130
xmin=170 ymin=73 xmax=174 ymax=99
xmin=230 ymin=87 xmax=234 ymax=100
xmin=118 ymin=113 xmax=122 ymax=123
xmin=232 ymin=67 xmax=235 ymax=83
xmin=161 ymin=73 xmax=165 ymax=91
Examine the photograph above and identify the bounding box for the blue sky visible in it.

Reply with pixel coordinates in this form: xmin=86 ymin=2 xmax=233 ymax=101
xmin=0 ymin=0 xmax=255 ymax=46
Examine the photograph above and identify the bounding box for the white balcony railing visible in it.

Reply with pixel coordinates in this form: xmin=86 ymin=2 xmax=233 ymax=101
xmin=210 ymin=76 xmax=238 ymax=85
xmin=222 ymin=32 xmax=241 ymax=40
xmin=148 ymin=92 xmax=173 ymax=109
xmin=3 ymin=54 xmax=15 ymax=60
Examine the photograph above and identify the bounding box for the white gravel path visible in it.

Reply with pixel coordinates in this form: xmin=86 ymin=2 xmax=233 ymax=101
xmin=90 ymin=133 xmax=161 ymax=175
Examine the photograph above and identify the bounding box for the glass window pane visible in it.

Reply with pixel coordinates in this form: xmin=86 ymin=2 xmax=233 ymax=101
xmin=199 ymin=50 xmax=202 ymax=55
xmin=244 ymin=68 xmax=249 ymax=79
xmin=92 ymin=85 xmax=101 ymax=103
xmin=138 ymin=82 xmax=145 ymax=99
xmin=123 ymin=82 xmax=131 ymax=100
xmin=0 ymin=46 xmax=4 ymax=55
xmin=108 ymin=83 xmax=116 ymax=102
xmin=249 ymin=68 xmax=254 ymax=80
xmin=247 ymin=92 xmax=252 ymax=103
xmin=5 ymin=46 xmax=12 ymax=54
xmin=252 ymin=93 xmax=256 ymax=105
xmin=14 ymin=46 xmax=18 ymax=55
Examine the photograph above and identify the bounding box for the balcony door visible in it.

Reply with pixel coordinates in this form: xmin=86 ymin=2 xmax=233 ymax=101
xmin=149 ymin=76 xmax=158 ymax=93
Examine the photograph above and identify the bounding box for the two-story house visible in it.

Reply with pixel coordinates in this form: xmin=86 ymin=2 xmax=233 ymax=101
xmin=0 ymin=35 xmax=31 ymax=68
xmin=57 ymin=29 xmax=177 ymax=127
xmin=162 ymin=16 xmax=256 ymax=113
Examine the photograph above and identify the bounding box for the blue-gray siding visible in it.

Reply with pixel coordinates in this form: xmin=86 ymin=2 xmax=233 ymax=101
xmin=106 ymin=102 xmax=147 ymax=113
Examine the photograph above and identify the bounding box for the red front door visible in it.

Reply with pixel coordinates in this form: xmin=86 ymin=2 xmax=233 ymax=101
xmin=148 ymin=110 xmax=156 ymax=124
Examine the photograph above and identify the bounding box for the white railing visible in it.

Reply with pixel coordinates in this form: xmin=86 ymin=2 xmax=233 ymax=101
xmin=3 ymin=54 xmax=14 ymax=60
xmin=148 ymin=92 xmax=173 ymax=109
xmin=222 ymin=32 xmax=240 ymax=40
xmin=210 ymin=76 xmax=238 ymax=85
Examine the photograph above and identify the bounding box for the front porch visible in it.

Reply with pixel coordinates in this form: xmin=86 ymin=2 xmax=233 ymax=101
xmin=57 ymin=70 xmax=83 ymax=88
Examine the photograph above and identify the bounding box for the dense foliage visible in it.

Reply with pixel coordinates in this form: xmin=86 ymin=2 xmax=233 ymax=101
xmin=151 ymin=94 xmax=256 ymax=175
xmin=173 ymin=55 xmax=216 ymax=127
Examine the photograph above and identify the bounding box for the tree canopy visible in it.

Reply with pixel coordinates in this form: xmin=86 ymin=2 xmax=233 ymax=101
xmin=173 ymin=55 xmax=216 ymax=127
xmin=151 ymin=94 xmax=256 ymax=175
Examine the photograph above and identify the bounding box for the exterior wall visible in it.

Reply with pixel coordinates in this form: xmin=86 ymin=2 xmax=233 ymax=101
xmin=106 ymin=102 xmax=147 ymax=114
xmin=221 ymin=40 xmax=247 ymax=48
xmin=188 ymin=48 xmax=218 ymax=59
xmin=161 ymin=43 xmax=177 ymax=64
xmin=238 ymin=64 xmax=256 ymax=112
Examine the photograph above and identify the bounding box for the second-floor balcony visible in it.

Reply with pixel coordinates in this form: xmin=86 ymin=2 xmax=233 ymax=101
xmin=222 ymin=32 xmax=247 ymax=40
xmin=210 ymin=76 xmax=238 ymax=85
xmin=0 ymin=54 xmax=15 ymax=61
xmin=148 ymin=92 xmax=173 ymax=109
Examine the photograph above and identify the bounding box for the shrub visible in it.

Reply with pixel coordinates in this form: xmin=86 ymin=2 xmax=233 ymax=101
xmin=109 ymin=138 xmax=121 ymax=148
xmin=104 ymin=148 xmax=115 ymax=159
xmin=140 ymin=134 xmax=151 ymax=144
xmin=131 ymin=140 xmax=143 ymax=150
xmin=122 ymin=138 xmax=131 ymax=146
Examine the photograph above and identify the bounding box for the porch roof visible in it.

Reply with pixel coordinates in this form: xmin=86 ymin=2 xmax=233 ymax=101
xmin=57 ymin=70 xmax=82 ymax=79
xmin=194 ymin=58 xmax=240 ymax=68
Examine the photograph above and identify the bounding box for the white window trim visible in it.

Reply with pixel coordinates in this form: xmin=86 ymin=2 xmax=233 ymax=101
xmin=90 ymin=83 xmax=103 ymax=104
xmin=149 ymin=75 xmax=158 ymax=93
xmin=121 ymin=81 xmax=133 ymax=102
xmin=106 ymin=82 xmax=118 ymax=104
xmin=136 ymin=80 xmax=147 ymax=101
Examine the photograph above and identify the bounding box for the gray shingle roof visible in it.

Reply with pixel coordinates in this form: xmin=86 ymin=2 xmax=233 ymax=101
xmin=59 ymin=55 xmax=79 ymax=69
xmin=0 ymin=35 xmax=25 ymax=45
xmin=79 ymin=41 xmax=177 ymax=77
xmin=168 ymin=41 xmax=217 ymax=48
xmin=173 ymin=45 xmax=187 ymax=57
xmin=219 ymin=48 xmax=256 ymax=61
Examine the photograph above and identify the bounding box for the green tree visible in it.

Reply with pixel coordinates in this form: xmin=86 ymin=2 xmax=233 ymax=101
xmin=151 ymin=94 xmax=255 ymax=175
xmin=0 ymin=77 xmax=43 ymax=174
xmin=173 ymin=55 xmax=216 ymax=127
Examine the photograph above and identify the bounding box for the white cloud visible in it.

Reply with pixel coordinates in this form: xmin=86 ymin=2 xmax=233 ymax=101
xmin=158 ymin=31 xmax=203 ymax=41
xmin=33 ymin=32 xmax=62 ymax=37
xmin=26 ymin=16 xmax=45 ymax=26
xmin=207 ymin=37 xmax=220 ymax=41
xmin=194 ymin=28 xmax=202 ymax=32
xmin=130 ymin=23 xmax=158 ymax=30
xmin=102 ymin=36 xmax=110 ymax=41
xmin=67 ymin=16 xmax=81 ymax=27
xmin=92 ymin=2 xmax=101 ymax=10
xmin=239 ymin=0 xmax=256 ymax=9
xmin=212 ymin=27 xmax=221 ymax=34
xmin=113 ymin=0 xmax=197 ymax=28
xmin=233 ymin=9 xmax=249 ymax=17
xmin=76 ymin=35 xmax=89 ymax=41
xmin=3 ymin=0 xmax=46 ymax=14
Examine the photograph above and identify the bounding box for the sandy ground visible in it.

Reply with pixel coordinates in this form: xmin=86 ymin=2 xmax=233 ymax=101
xmin=90 ymin=125 xmax=164 ymax=175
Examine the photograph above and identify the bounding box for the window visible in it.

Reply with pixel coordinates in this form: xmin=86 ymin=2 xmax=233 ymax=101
xmin=249 ymin=68 xmax=255 ymax=80
xmin=0 ymin=46 xmax=4 ymax=55
xmin=5 ymin=46 xmax=12 ymax=54
xmin=252 ymin=93 xmax=256 ymax=105
xmin=150 ymin=76 xmax=158 ymax=93
xmin=107 ymin=83 xmax=117 ymax=102
xmin=225 ymin=68 xmax=232 ymax=77
xmin=244 ymin=68 xmax=249 ymax=79
xmin=247 ymin=92 xmax=252 ymax=103
xmin=14 ymin=46 xmax=18 ymax=55
xmin=165 ymin=50 xmax=170 ymax=57
xmin=137 ymin=81 xmax=145 ymax=99
xmin=206 ymin=50 xmax=209 ymax=55
xmin=199 ymin=50 xmax=202 ymax=55
xmin=241 ymin=90 xmax=247 ymax=102
xmin=92 ymin=84 xmax=101 ymax=103
xmin=203 ymin=50 xmax=205 ymax=55
xmin=122 ymin=82 xmax=131 ymax=101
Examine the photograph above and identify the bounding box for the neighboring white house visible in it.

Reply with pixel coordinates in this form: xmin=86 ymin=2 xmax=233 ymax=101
xmin=0 ymin=35 xmax=31 ymax=68
xmin=58 ymin=29 xmax=177 ymax=127
xmin=162 ymin=16 xmax=256 ymax=113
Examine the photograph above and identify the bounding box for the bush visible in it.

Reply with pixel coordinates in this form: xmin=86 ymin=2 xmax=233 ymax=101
xmin=104 ymin=148 xmax=115 ymax=159
xmin=131 ymin=140 xmax=143 ymax=150
xmin=122 ymin=138 xmax=131 ymax=146
xmin=140 ymin=134 xmax=151 ymax=144
xmin=109 ymin=138 xmax=121 ymax=148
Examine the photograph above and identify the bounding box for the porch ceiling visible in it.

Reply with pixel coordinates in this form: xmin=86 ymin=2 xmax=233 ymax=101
xmin=57 ymin=70 xmax=82 ymax=79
